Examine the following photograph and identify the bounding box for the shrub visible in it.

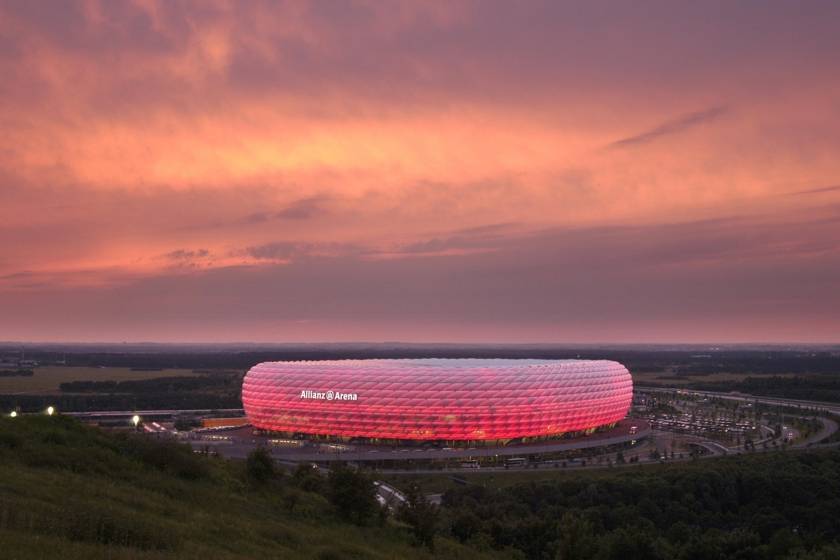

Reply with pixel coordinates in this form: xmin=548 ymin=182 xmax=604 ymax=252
xmin=398 ymin=483 xmax=438 ymax=550
xmin=119 ymin=435 xmax=210 ymax=480
xmin=245 ymin=447 xmax=276 ymax=484
xmin=327 ymin=466 xmax=379 ymax=525
xmin=292 ymin=462 xmax=323 ymax=492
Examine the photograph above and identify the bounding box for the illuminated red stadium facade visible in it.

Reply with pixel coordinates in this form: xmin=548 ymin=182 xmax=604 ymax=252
xmin=241 ymin=359 xmax=633 ymax=443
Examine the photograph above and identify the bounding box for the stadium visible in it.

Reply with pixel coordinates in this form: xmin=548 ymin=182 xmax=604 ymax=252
xmin=241 ymin=359 xmax=634 ymax=448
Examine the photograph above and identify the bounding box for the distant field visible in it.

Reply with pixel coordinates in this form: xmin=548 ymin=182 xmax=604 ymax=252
xmin=0 ymin=366 xmax=195 ymax=394
xmin=632 ymin=371 xmax=801 ymax=385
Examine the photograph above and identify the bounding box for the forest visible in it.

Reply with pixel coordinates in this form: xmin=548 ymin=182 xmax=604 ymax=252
xmin=438 ymin=451 xmax=840 ymax=559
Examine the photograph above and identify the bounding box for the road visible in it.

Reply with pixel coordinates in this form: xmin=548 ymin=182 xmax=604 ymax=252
xmin=802 ymin=416 xmax=839 ymax=447
xmin=184 ymin=419 xmax=651 ymax=463
xmin=374 ymin=481 xmax=406 ymax=509
xmin=65 ymin=408 xmax=245 ymax=419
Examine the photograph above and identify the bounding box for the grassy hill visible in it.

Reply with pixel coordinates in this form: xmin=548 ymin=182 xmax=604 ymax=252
xmin=0 ymin=415 xmax=500 ymax=560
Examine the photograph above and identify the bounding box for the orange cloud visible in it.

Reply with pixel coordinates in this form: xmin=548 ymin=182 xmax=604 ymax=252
xmin=0 ymin=1 xmax=839 ymax=341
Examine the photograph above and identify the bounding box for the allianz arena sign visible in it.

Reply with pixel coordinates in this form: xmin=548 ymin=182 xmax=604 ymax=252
xmin=299 ymin=389 xmax=359 ymax=401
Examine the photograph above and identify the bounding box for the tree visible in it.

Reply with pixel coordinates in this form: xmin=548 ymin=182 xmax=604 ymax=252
xmin=398 ymin=483 xmax=438 ymax=550
xmin=599 ymin=526 xmax=670 ymax=560
xmin=327 ymin=465 xmax=379 ymax=525
xmin=451 ymin=511 xmax=481 ymax=543
xmin=292 ymin=462 xmax=323 ymax=492
xmin=283 ymin=489 xmax=301 ymax=513
xmin=555 ymin=512 xmax=596 ymax=560
xmin=245 ymin=447 xmax=276 ymax=484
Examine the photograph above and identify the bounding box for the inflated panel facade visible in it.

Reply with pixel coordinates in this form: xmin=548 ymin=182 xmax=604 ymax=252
xmin=241 ymin=359 xmax=632 ymax=441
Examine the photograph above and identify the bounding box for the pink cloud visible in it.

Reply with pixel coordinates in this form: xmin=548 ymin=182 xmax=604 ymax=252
xmin=0 ymin=1 xmax=839 ymax=341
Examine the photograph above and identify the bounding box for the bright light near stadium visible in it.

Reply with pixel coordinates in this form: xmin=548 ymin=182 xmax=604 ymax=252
xmin=46 ymin=406 xmax=55 ymax=416
xmin=131 ymin=414 xmax=141 ymax=427
xmin=9 ymin=411 xmax=17 ymax=418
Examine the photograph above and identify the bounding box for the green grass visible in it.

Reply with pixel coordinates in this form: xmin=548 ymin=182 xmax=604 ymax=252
xmin=0 ymin=367 xmax=196 ymax=394
xmin=0 ymin=416 xmax=500 ymax=560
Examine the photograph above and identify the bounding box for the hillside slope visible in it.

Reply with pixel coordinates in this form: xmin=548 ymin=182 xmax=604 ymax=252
xmin=0 ymin=416 xmax=499 ymax=560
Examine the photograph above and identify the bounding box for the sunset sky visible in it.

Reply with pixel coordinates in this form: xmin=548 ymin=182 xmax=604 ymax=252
xmin=1 ymin=1 xmax=839 ymax=343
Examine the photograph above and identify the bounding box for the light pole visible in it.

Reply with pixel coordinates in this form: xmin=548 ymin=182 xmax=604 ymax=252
xmin=132 ymin=414 xmax=141 ymax=430
xmin=46 ymin=406 xmax=55 ymax=416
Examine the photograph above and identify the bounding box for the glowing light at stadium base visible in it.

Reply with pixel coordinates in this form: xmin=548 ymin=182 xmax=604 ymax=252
xmin=242 ymin=359 xmax=632 ymax=441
